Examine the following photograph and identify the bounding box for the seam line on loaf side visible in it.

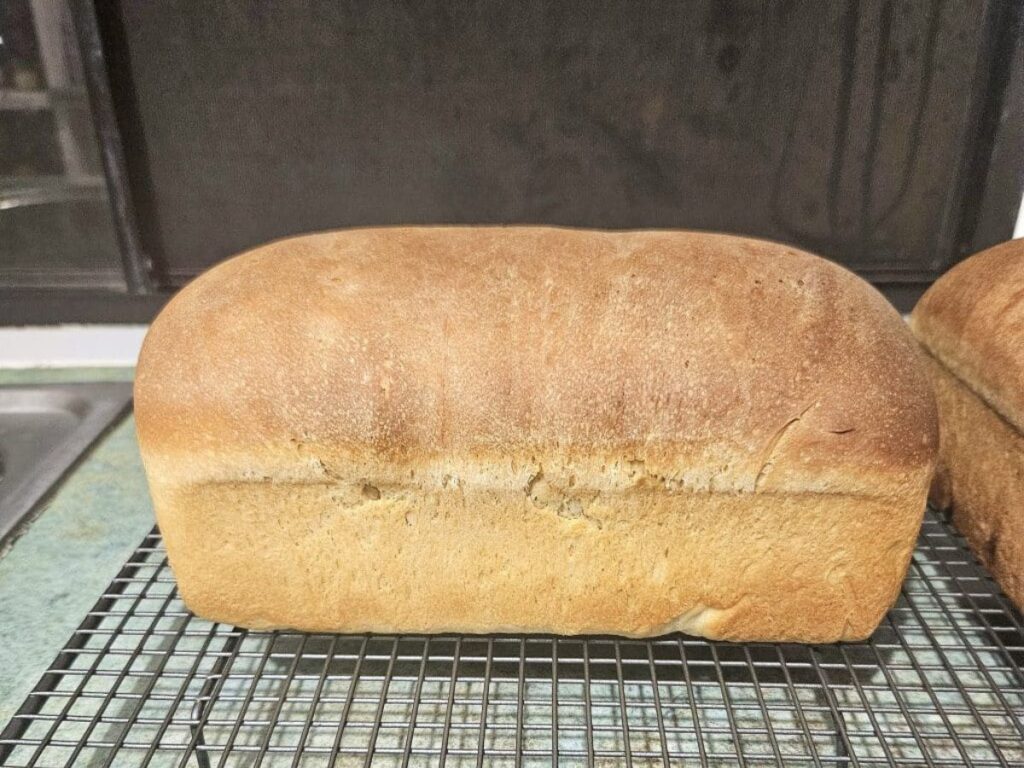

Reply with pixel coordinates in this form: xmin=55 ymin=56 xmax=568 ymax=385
xmin=182 ymin=478 xmax=895 ymax=502
xmin=919 ymin=347 xmax=1024 ymax=439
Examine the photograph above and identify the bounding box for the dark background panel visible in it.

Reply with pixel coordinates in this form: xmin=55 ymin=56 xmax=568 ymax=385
xmin=98 ymin=0 xmax=1022 ymax=294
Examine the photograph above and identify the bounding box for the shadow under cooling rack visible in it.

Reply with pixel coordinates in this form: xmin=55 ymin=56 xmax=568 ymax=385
xmin=0 ymin=509 xmax=1022 ymax=767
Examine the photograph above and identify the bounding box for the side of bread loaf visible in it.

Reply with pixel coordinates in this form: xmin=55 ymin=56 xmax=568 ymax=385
xmin=911 ymin=240 xmax=1024 ymax=433
xmin=911 ymin=240 xmax=1024 ymax=612
xmin=136 ymin=227 xmax=937 ymax=641
xmin=923 ymin=356 xmax=1024 ymax=609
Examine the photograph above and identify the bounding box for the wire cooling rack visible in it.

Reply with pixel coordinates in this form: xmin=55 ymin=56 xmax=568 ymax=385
xmin=1 ymin=508 xmax=1021 ymax=767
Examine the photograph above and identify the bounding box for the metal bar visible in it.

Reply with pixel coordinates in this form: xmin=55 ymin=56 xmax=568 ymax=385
xmin=806 ymin=646 xmax=861 ymax=768
xmin=28 ymin=0 xmax=87 ymax=177
xmin=709 ymin=642 xmax=749 ymax=767
xmin=210 ymin=632 xmax=283 ymax=768
xmin=863 ymin=629 xmax=940 ymax=768
xmin=362 ymin=637 xmax=400 ymax=768
xmin=742 ymin=644 xmax=786 ymax=765
xmin=676 ymin=638 xmax=710 ymax=767
xmin=398 ymin=637 xmax=430 ymax=768
xmin=289 ymin=634 xmax=339 ymax=768
xmin=326 ymin=636 xmax=370 ymax=767
xmin=96 ymin=611 xmax=223 ymax=768
xmin=438 ymin=637 xmax=462 ymax=768
xmin=773 ymin=646 xmax=826 ymax=767
xmin=0 ymin=88 xmax=54 ymax=110
xmin=835 ymin=644 xmax=898 ymax=767
xmin=186 ymin=632 xmax=244 ymax=768
xmin=612 ymin=640 xmax=635 ymax=767
xmin=67 ymin=0 xmax=152 ymax=293
xmin=474 ymin=638 xmax=495 ymax=767
xmin=251 ymin=634 xmax=309 ymax=768
xmin=581 ymin=640 xmax=596 ymax=765
xmin=644 ymin=642 xmax=672 ymax=764
xmin=551 ymin=639 xmax=560 ymax=764
xmin=515 ymin=638 xmax=526 ymax=766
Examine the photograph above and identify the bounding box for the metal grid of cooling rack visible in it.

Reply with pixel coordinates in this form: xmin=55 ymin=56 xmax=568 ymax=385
xmin=1 ymin=508 xmax=1022 ymax=767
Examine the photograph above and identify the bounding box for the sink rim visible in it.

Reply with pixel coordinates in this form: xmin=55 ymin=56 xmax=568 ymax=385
xmin=0 ymin=381 xmax=133 ymax=544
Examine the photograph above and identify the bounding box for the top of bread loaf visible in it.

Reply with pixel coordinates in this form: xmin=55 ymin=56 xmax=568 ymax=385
xmin=136 ymin=227 xmax=936 ymax=498
xmin=911 ymin=238 xmax=1024 ymax=434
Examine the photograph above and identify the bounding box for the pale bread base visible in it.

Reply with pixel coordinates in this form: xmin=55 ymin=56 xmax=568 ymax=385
xmin=153 ymin=478 xmax=923 ymax=642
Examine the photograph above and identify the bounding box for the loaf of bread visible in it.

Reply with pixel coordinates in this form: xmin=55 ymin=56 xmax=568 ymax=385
xmin=135 ymin=227 xmax=937 ymax=642
xmin=911 ymin=240 xmax=1024 ymax=611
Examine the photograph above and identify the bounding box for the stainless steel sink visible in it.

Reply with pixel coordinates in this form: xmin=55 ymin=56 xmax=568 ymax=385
xmin=0 ymin=382 xmax=132 ymax=542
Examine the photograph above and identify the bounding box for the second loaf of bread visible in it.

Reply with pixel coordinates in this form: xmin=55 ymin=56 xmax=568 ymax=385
xmin=135 ymin=227 xmax=937 ymax=642
xmin=911 ymin=240 xmax=1024 ymax=611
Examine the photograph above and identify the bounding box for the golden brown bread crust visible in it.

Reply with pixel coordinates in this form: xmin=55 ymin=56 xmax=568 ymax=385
xmin=137 ymin=227 xmax=934 ymax=490
xmin=911 ymin=242 xmax=1024 ymax=612
xmin=136 ymin=227 xmax=937 ymax=640
xmin=911 ymin=239 xmax=1024 ymax=434
xmin=923 ymin=356 xmax=1024 ymax=611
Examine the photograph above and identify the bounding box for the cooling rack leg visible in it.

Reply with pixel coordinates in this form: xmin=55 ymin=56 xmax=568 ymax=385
xmin=188 ymin=632 xmax=239 ymax=768
xmin=807 ymin=675 xmax=853 ymax=767
xmin=189 ymin=685 xmax=213 ymax=768
xmin=833 ymin=729 xmax=851 ymax=767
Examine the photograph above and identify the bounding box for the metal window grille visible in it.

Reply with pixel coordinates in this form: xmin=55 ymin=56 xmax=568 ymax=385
xmin=1 ymin=508 xmax=1021 ymax=767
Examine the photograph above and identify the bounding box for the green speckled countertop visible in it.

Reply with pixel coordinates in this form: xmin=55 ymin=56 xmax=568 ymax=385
xmin=0 ymin=368 xmax=153 ymax=728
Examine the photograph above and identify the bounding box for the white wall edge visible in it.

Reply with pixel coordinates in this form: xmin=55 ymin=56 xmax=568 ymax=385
xmin=0 ymin=325 xmax=148 ymax=368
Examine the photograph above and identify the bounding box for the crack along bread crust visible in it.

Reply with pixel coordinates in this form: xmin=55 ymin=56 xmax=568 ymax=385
xmin=136 ymin=227 xmax=937 ymax=641
xmin=911 ymin=240 xmax=1024 ymax=611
